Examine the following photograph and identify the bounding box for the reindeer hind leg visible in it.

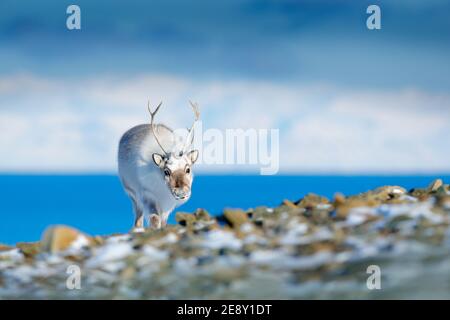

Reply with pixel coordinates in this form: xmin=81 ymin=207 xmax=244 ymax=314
xmin=125 ymin=186 xmax=145 ymax=233
xmin=132 ymin=205 xmax=145 ymax=233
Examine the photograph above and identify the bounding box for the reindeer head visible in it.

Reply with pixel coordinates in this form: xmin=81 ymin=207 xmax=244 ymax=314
xmin=148 ymin=101 xmax=200 ymax=201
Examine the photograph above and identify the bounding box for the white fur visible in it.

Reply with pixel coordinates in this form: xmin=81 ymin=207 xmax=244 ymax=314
xmin=118 ymin=123 xmax=194 ymax=229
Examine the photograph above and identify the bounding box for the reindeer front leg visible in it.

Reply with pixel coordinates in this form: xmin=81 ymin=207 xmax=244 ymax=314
xmin=149 ymin=210 xmax=171 ymax=229
xmin=145 ymin=201 xmax=163 ymax=229
xmin=129 ymin=194 xmax=145 ymax=233
xmin=160 ymin=211 xmax=171 ymax=228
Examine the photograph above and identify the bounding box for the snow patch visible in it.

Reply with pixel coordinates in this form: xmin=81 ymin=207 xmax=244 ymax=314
xmin=202 ymin=230 xmax=242 ymax=250
xmin=86 ymin=242 xmax=133 ymax=268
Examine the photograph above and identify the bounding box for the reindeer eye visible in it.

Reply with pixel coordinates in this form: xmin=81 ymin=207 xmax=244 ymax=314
xmin=164 ymin=169 xmax=170 ymax=176
xmin=185 ymin=167 xmax=191 ymax=174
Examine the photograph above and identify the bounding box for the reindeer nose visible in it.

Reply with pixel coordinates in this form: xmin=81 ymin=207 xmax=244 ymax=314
xmin=176 ymin=186 xmax=190 ymax=194
xmin=175 ymin=180 xmax=183 ymax=188
xmin=174 ymin=187 xmax=190 ymax=199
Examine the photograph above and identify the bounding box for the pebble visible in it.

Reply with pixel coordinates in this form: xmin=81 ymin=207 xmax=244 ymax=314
xmin=428 ymin=179 xmax=443 ymax=192
xmin=223 ymin=209 xmax=248 ymax=229
xmin=40 ymin=225 xmax=93 ymax=253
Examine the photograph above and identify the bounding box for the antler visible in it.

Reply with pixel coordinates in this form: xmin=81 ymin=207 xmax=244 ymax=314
xmin=183 ymin=100 xmax=200 ymax=153
xmin=148 ymin=101 xmax=168 ymax=155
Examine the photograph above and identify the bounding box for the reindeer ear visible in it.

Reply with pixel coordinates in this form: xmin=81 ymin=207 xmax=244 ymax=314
xmin=152 ymin=153 xmax=165 ymax=167
xmin=187 ymin=150 xmax=199 ymax=164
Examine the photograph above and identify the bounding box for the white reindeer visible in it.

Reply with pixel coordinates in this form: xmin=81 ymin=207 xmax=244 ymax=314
xmin=118 ymin=101 xmax=200 ymax=232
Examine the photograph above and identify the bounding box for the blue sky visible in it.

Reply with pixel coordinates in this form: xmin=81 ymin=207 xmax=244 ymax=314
xmin=0 ymin=0 xmax=449 ymax=173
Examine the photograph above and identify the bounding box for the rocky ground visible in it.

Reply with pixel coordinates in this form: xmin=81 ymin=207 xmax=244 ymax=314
xmin=1 ymin=179 xmax=450 ymax=299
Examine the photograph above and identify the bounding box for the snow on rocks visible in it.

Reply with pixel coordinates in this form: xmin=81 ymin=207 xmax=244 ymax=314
xmin=86 ymin=242 xmax=134 ymax=268
xmin=201 ymin=229 xmax=243 ymax=251
xmin=1 ymin=179 xmax=450 ymax=299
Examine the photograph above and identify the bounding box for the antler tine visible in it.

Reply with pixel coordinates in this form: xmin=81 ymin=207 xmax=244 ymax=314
xmin=184 ymin=100 xmax=200 ymax=152
xmin=148 ymin=101 xmax=168 ymax=155
xmin=189 ymin=100 xmax=200 ymax=121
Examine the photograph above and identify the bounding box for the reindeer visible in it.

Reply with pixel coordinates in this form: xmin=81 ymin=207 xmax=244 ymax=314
xmin=118 ymin=101 xmax=200 ymax=232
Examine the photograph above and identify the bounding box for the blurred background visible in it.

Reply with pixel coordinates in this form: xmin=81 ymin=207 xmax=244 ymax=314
xmin=1 ymin=0 xmax=449 ymax=243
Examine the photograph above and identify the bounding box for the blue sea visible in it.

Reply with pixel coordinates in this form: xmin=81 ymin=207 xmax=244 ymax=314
xmin=1 ymin=174 xmax=449 ymax=245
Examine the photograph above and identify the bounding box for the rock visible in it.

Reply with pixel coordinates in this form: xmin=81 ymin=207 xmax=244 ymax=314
xmin=175 ymin=209 xmax=214 ymax=229
xmin=211 ymin=268 xmax=246 ymax=283
xmin=250 ymin=206 xmax=280 ymax=222
xmin=40 ymin=225 xmax=93 ymax=253
xmin=175 ymin=212 xmax=197 ymax=227
xmin=334 ymin=197 xmax=377 ymax=219
xmin=120 ymin=266 xmax=136 ymax=280
xmin=435 ymin=194 xmax=450 ymax=208
xmin=428 ymin=179 xmax=443 ymax=192
xmin=282 ymin=199 xmax=298 ymax=209
xmin=223 ymin=209 xmax=248 ymax=229
xmin=372 ymin=186 xmax=406 ymax=201
xmin=409 ymin=188 xmax=430 ymax=200
xmin=0 ymin=244 xmax=12 ymax=252
xmin=333 ymin=193 xmax=346 ymax=206
xmin=92 ymin=235 xmax=105 ymax=246
xmin=194 ymin=208 xmax=212 ymax=221
xmin=310 ymin=209 xmax=332 ymax=224
xmin=252 ymin=206 xmax=271 ymax=215
xmin=16 ymin=242 xmax=41 ymax=257
xmin=272 ymin=204 xmax=305 ymax=217
xmin=296 ymin=193 xmax=329 ymax=208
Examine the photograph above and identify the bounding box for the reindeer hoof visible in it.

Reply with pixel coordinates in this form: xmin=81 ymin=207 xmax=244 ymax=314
xmin=150 ymin=214 xmax=162 ymax=229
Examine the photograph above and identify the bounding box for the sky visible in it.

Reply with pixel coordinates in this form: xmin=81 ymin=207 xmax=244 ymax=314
xmin=0 ymin=0 xmax=449 ymax=174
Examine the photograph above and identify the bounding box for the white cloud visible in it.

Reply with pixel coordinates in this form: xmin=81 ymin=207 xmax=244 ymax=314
xmin=0 ymin=73 xmax=449 ymax=173
xmin=283 ymin=89 xmax=450 ymax=172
